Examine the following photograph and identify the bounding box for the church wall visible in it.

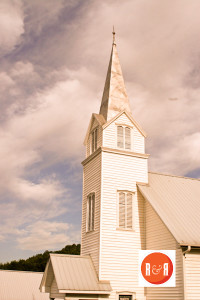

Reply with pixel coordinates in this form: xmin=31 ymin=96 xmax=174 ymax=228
xmin=103 ymin=113 xmax=145 ymax=154
xmin=185 ymin=251 xmax=200 ymax=300
xmin=50 ymin=277 xmax=65 ymax=299
xmin=145 ymin=198 xmax=184 ymax=300
xmin=81 ymin=152 xmax=101 ymax=275
xmin=99 ymin=150 xmax=148 ymax=300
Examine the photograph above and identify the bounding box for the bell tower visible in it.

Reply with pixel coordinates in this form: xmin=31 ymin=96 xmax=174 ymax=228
xmin=81 ymin=31 xmax=148 ymax=300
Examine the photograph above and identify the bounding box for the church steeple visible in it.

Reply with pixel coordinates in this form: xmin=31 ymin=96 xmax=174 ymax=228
xmin=99 ymin=29 xmax=132 ymax=121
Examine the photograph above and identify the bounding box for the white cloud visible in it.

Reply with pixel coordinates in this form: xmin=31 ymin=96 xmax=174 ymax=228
xmin=17 ymin=221 xmax=80 ymax=251
xmin=0 ymin=0 xmax=24 ymax=55
xmin=1 ymin=0 xmax=200 ymax=261
xmin=11 ymin=61 xmax=35 ymax=78
xmin=0 ymin=72 xmax=15 ymax=93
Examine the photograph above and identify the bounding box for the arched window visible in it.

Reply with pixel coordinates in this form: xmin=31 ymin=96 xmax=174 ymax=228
xmin=87 ymin=193 xmax=95 ymax=232
xmin=91 ymin=128 xmax=98 ymax=153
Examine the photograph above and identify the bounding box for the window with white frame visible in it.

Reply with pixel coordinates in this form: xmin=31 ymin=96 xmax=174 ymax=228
xmin=87 ymin=193 xmax=95 ymax=232
xmin=91 ymin=128 xmax=98 ymax=153
xmin=117 ymin=126 xmax=131 ymax=150
xmin=118 ymin=191 xmax=134 ymax=229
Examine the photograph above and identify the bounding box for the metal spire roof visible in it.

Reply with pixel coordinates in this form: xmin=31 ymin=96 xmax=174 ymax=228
xmin=99 ymin=30 xmax=132 ymax=121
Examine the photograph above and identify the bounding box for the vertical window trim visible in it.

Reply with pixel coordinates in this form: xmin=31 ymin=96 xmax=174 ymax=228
xmin=86 ymin=193 xmax=95 ymax=232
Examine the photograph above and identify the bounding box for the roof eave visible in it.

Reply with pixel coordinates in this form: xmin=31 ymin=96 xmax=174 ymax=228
xmin=60 ymin=289 xmax=111 ymax=294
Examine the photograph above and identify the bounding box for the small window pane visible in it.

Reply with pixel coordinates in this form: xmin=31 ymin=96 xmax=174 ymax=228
xmin=119 ymin=192 xmax=125 ymax=228
xmin=127 ymin=193 xmax=133 ymax=228
xmin=117 ymin=126 xmax=124 ymax=148
xmin=92 ymin=131 xmax=94 ymax=153
xmin=88 ymin=196 xmax=91 ymax=231
xmin=125 ymin=127 xmax=131 ymax=150
xmin=95 ymin=129 xmax=97 ymax=151
xmin=91 ymin=194 xmax=95 ymax=230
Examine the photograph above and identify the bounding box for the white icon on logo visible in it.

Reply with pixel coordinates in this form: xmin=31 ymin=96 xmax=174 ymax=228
xmin=145 ymin=263 xmax=169 ymax=276
xmin=152 ymin=265 xmax=162 ymax=275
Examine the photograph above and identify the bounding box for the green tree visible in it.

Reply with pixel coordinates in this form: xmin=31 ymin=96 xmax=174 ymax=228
xmin=0 ymin=244 xmax=80 ymax=272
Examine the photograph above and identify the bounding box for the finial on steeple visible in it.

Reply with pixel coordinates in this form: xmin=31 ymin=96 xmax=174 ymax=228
xmin=112 ymin=26 xmax=116 ymax=45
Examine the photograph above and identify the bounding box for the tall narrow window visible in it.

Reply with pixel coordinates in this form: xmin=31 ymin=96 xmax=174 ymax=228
xmin=117 ymin=126 xmax=131 ymax=150
xmin=126 ymin=193 xmax=133 ymax=228
xmin=125 ymin=127 xmax=131 ymax=150
xmin=119 ymin=192 xmax=125 ymax=228
xmin=117 ymin=126 xmax=124 ymax=148
xmin=118 ymin=191 xmax=134 ymax=229
xmin=87 ymin=193 xmax=95 ymax=232
xmin=91 ymin=128 xmax=98 ymax=153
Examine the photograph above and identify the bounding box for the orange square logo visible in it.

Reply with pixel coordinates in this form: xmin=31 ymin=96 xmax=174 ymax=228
xmin=139 ymin=250 xmax=176 ymax=287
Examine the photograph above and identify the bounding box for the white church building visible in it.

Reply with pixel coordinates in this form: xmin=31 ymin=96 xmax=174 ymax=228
xmin=40 ymin=33 xmax=200 ymax=300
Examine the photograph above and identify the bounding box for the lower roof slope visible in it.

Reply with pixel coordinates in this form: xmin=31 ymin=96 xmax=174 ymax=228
xmin=40 ymin=254 xmax=111 ymax=294
xmin=138 ymin=172 xmax=200 ymax=247
xmin=0 ymin=270 xmax=48 ymax=300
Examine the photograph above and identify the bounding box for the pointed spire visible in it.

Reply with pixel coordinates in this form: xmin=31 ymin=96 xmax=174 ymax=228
xmin=99 ymin=29 xmax=132 ymax=121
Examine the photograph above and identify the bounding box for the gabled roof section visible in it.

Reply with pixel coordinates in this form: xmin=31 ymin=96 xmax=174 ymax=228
xmin=84 ymin=113 xmax=106 ymax=145
xmin=138 ymin=172 xmax=200 ymax=246
xmin=99 ymin=38 xmax=132 ymax=121
xmin=103 ymin=110 xmax=147 ymax=137
xmin=0 ymin=270 xmax=48 ymax=300
xmin=41 ymin=254 xmax=111 ymax=294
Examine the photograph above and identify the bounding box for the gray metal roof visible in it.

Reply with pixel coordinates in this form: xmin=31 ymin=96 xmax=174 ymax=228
xmin=0 ymin=270 xmax=48 ymax=300
xmin=138 ymin=172 xmax=200 ymax=247
xmin=42 ymin=254 xmax=111 ymax=294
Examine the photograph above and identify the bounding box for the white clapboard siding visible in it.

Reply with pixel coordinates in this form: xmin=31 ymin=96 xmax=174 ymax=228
xmin=86 ymin=118 xmax=103 ymax=157
xmin=185 ymin=252 xmax=200 ymax=300
xmin=103 ymin=113 xmax=145 ymax=154
xmin=81 ymin=152 xmax=101 ymax=274
xmin=145 ymin=199 xmax=184 ymax=300
xmin=50 ymin=277 xmax=65 ymax=299
xmin=99 ymin=150 xmax=148 ymax=300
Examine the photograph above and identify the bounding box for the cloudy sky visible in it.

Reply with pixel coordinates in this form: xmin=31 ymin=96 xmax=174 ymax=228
xmin=0 ymin=0 xmax=200 ymax=263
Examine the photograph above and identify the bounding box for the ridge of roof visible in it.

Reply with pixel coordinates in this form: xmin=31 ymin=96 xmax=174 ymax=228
xmin=148 ymin=171 xmax=200 ymax=182
xmin=50 ymin=253 xmax=89 ymax=258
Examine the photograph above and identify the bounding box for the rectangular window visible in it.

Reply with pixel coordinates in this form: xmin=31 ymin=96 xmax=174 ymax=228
xmin=125 ymin=127 xmax=131 ymax=150
xmin=87 ymin=193 xmax=95 ymax=232
xmin=118 ymin=192 xmax=134 ymax=229
xmin=117 ymin=126 xmax=124 ymax=148
xmin=91 ymin=128 xmax=98 ymax=153
xmin=117 ymin=126 xmax=131 ymax=150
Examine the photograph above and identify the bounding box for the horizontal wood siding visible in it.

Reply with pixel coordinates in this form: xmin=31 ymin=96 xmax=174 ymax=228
xmin=50 ymin=277 xmax=65 ymax=299
xmin=185 ymin=251 xmax=200 ymax=300
xmin=145 ymin=199 xmax=184 ymax=300
xmin=103 ymin=113 xmax=145 ymax=154
xmin=81 ymin=152 xmax=101 ymax=275
xmin=100 ymin=151 xmax=148 ymax=300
